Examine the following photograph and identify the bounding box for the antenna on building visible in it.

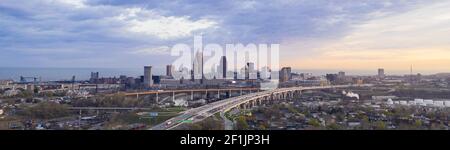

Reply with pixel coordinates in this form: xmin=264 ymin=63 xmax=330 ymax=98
xmin=410 ymin=64 xmax=413 ymax=76
xmin=410 ymin=64 xmax=413 ymax=84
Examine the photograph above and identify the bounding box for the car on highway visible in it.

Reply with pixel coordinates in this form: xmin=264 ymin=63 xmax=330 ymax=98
xmin=166 ymin=121 xmax=172 ymax=126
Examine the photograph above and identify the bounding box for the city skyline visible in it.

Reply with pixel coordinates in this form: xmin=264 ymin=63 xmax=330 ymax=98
xmin=1 ymin=0 xmax=450 ymax=74
xmin=0 ymin=66 xmax=444 ymax=82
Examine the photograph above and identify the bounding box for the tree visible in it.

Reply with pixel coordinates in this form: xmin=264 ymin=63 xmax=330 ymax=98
xmin=308 ymin=119 xmax=321 ymax=127
xmin=335 ymin=113 xmax=345 ymax=122
xmin=71 ymin=93 xmax=144 ymax=107
xmin=326 ymin=123 xmax=343 ymax=130
xmin=413 ymin=120 xmax=423 ymax=130
xmin=258 ymin=124 xmax=267 ymax=130
xmin=236 ymin=116 xmax=249 ymax=130
xmin=17 ymin=90 xmax=33 ymax=99
xmin=360 ymin=116 xmax=371 ymax=130
xmin=33 ymin=87 xmax=39 ymax=94
xmin=374 ymin=121 xmax=386 ymax=130
xmin=199 ymin=118 xmax=224 ymax=130
xmin=21 ymin=102 xmax=70 ymax=119
xmin=287 ymin=106 xmax=299 ymax=114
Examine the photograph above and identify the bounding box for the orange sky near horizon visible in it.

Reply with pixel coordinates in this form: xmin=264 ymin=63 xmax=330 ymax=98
xmin=280 ymin=1 xmax=450 ymax=74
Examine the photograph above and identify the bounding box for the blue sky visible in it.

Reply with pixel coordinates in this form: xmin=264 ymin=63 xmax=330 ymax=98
xmin=1 ymin=0 xmax=449 ymax=74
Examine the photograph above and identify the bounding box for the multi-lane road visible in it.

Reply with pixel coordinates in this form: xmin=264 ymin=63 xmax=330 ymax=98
xmin=150 ymin=84 xmax=372 ymax=130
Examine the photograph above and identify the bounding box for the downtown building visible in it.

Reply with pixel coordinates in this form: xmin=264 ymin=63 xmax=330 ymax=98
xmin=279 ymin=67 xmax=292 ymax=83
xmin=144 ymin=66 xmax=153 ymax=88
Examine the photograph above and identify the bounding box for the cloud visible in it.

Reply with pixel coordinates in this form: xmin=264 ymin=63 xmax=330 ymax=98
xmin=1 ymin=0 xmax=447 ymax=73
xmin=288 ymin=1 xmax=450 ymax=73
xmin=116 ymin=8 xmax=217 ymax=39
xmin=130 ymin=46 xmax=171 ymax=55
xmin=319 ymin=1 xmax=450 ymax=55
xmin=56 ymin=0 xmax=88 ymax=8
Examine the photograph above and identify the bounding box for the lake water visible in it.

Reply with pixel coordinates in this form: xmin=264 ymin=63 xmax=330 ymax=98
xmin=0 ymin=67 xmax=150 ymax=81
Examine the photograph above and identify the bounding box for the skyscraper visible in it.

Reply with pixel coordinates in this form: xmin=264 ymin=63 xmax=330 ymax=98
xmin=166 ymin=65 xmax=173 ymax=77
xmin=144 ymin=66 xmax=153 ymax=88
xmin=338 ymin=71 xmax=345 ymax=78
xmin=90 ymin=72 xmax=99 ymax=84
xmin=378 ymin=68 xmax=385 ymax=78
xmin=218 ymin=56 xmax=227 ymax=79
xmin=279 ymin=67 xmax=292 ymax=82
xmin=245 ymin=62 xmax=255 ymax=80
xmin=193 ymin=51 xmax=204 ymax=79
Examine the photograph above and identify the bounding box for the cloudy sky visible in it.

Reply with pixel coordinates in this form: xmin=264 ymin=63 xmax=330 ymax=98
xmin=1 ymin=0 xmax=450 ymax=74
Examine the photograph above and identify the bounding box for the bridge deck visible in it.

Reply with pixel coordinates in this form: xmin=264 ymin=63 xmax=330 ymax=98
xmin=123 ymin=88 xmax=260 ymax=96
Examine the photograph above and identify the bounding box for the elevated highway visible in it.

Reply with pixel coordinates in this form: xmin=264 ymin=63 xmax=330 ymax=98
xmin=150 ymin=84 xmax=372 ymax=130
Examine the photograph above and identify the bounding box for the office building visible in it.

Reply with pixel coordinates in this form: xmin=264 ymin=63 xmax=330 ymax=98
xmin=245 ymin=62 xmax=256 ymax=80
xmin=218 ymin=56 xmax=227 ymax=79
xmin=378 ymin=68 xmax=385 ymax=78
xmin=279 ymin=67 xmax=292 ymax=82
xmin=90 ymin=72 xmax=99 ymax=83
xmin=193 ymin=51 xmax=204 ymax=79
xmin=326 ymin=74 xmax=338 ymax=83
xmin=166 ymin=65 xmax=174 ymax=77
xmin=338 ymin=71 xmax=345 ymax=78
xmin=144 ymin=66 xmax=153 ymax=88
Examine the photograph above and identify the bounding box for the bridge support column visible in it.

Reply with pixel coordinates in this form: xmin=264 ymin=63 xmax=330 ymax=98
xmin=136 ymin=94 xmax=139 ymax=99
xmin=240 ymin=89 xmax=243 ymax=96
xmin=172 ymin=91 xmax=175 ymax=102
xmin=217 ymin=90 xmax=220 ymax=99
xmin=156 ymin=93 xmax=159 ymax=103
xmin=191 ymin=91 xmax=194 ymax=100
xmin=265 ymin=96 xmax=269 ymax=105
xmin=205 ymin=90 xmax=208 ymax=99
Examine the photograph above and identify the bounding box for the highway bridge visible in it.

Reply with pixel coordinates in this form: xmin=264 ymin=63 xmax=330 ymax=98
xmin=150 ymin=84 xmax=372 ymax=130
xmin=68 ymin=107 xmax=154 ymax=111
xmin=124 ymin=88 xmax=261 ymax=103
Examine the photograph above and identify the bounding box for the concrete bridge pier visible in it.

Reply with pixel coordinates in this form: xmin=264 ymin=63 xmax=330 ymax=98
xmin=263 ymin=96 xmax=269 ymax=106
xmin=249 ymin=100 xmax=255 ymax=108
xmin=217 ymin=90 xmax=220 ymax=99
xmin=172 ymin=91 xmax=175 ymax=102
xmin=277 ymin=93 xmax=282 ymax=100
xmin=239 ymin=103 xmax=245 ymax=109
xmin=256 ymin=98 xmax=261 ymax=106
xmin=287 ymin=91 xmax=294 ymax=100
xmin=293 ymin=90 xmax=301 ymax=99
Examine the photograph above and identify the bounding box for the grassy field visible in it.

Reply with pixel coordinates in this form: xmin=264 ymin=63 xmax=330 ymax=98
xmin=103 ymin=106 xmax=187 ymax=129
